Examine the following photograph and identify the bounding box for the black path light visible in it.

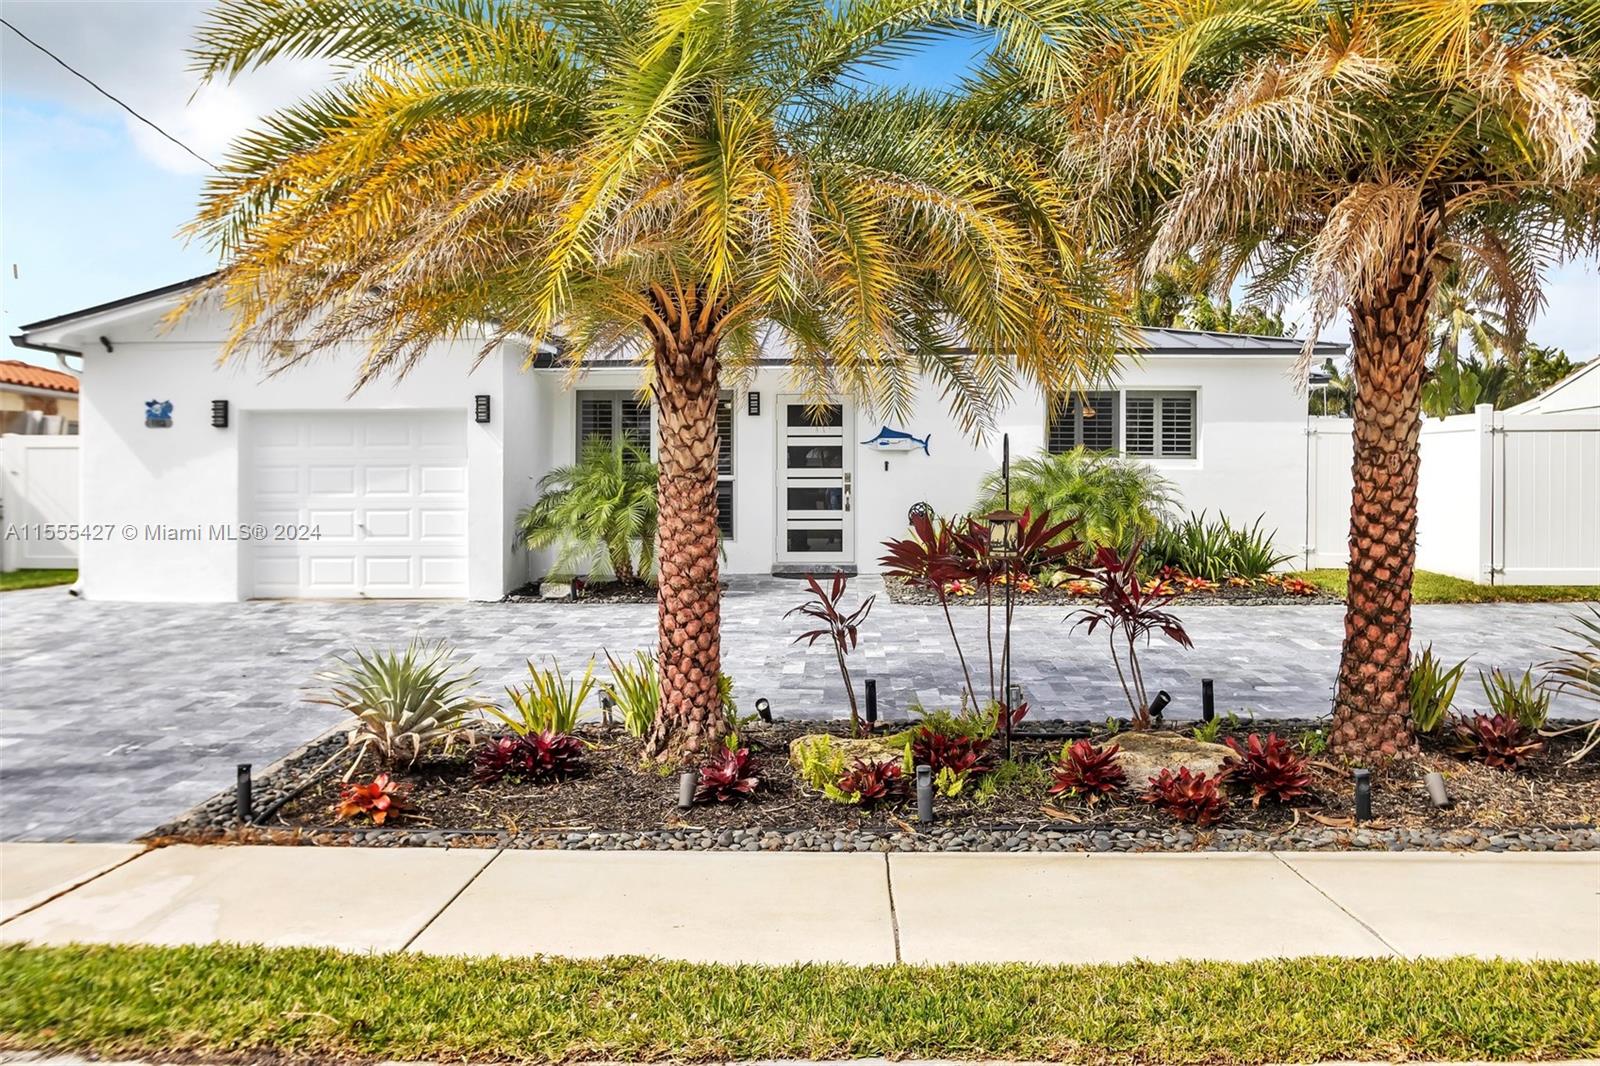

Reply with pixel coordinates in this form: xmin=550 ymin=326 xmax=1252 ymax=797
xmin=235 ymin=763 xmax=253 ymax=824
xmin=985 ymin=435 xmax=1022 ymax=759
xmin=864 ymin=679 xmax=878 ymax=729
xmin=677 ymin=769 xmax=699 ymax=810
xmin=1147 ymin=690 xmax=1172 ymax=721
xmin=755 ymin=697 xmax=772 ymax=723
xmin=916 ymin=764 xmax=934 ymax=824
xmin=1202 ymin=678 xmax=1215 ymax=722
xmin=1353 ymin=768 xmax=1373 ymax=822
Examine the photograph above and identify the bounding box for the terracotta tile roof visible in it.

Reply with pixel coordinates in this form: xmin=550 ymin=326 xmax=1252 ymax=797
xmin=0 ymin=359 xmax=80 ymax=394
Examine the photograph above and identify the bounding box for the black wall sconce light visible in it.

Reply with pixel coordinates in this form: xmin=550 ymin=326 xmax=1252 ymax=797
xmin=211 ymin=400 xmax=229 ymax=428
xmin=746 ymin=391 xmax=761 ymax=416
xmin=474 ymin=395 xmax=492 ymax=423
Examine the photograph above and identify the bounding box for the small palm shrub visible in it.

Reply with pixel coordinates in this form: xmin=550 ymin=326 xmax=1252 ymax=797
xmin=333 ymin=773 xmax=412 ymax=825
xmin=472 ymin=732 xmax=586 ymax=784
xmin=1048 ymin=740 xmax=1126 ymax=803
xmin=977 ymin=447 xmax=1176 ymax=551
xmin=1479 ymin=667 xmax=1551 ymax=731
xmin=1145 ymin=511 xmax=1292 ymax=581
xmin=1140 ymin=768 xmax=1227 ymax=826
xmin=517 ymin=438 xmax=658 ymax=584
xmin=309 ymin=640 xmax=482 ymax=772
xmin=1409 ymin=644 xmax=1468 ymax=734
xmin=1450 ymin=713 xmax=1544 ymax=771
xmin=492 ymin=660 xmax=596 ymax=736
xmin=695 ymin=747 xmax=760 ymax=803
xmin=1222 ymin=733 xmax=1311 ymax=807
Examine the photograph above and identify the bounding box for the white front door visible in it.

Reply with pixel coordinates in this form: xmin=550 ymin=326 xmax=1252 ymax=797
xmin=246 ymin=410 xmax=469 ymax=598
xmin=775 ymin=396 xmax=854 ymax=567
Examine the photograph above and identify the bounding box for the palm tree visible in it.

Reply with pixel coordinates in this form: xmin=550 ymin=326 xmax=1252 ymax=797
xmin=1431 ymin=261 xmax=1509 ymax=366
xmin=517 ymin=438 xmax=658 ymax=585
xmin=184 ymin=0 xmax=1126 ymax=763
xmin=1038 ymin=0 xmax=1599 ymax=760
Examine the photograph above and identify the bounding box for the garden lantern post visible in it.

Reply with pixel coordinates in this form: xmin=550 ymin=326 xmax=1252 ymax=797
xmin=986 ymin=435 xmax=1021 ymax=758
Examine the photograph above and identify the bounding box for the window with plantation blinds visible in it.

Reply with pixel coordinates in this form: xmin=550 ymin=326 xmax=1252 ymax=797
xmin=577 ymin=391 xmax=651 ymax=452
xmin=1048 ymin=389 xmax=1198 ymax=459
xmin=1047 ymin=391 xmax=1118 ymax=453
xmin=1124 ymin=391 xmax=1197 ymax=459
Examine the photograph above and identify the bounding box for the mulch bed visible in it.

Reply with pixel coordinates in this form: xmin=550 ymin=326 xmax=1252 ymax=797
xmin=502 ymin=580 xmax=660 ymax=604
xmin=883 ymin=575 xmax=1342 ymax=607
xmin=196 ymin=719 xmax=1597 ymax=844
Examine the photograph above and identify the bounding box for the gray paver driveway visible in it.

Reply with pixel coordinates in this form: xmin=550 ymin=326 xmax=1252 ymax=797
xmin=1 ymin=579 xmax=1591 ymax=841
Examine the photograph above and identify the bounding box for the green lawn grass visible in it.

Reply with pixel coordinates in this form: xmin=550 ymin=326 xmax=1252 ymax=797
xmin=1295 ymin=568 xmax=1600 ymax=604
xmin=0 ymin=568 xmax=75 ymax=592
xmin=2 ymin=945 xmax=1595 ymax=1063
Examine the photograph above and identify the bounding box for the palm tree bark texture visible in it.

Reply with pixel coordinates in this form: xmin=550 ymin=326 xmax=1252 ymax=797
xmin=1330 ymin=210 xmax=1442 ymax=762
xmin=642 ymin=285 xmax=727 ymax=764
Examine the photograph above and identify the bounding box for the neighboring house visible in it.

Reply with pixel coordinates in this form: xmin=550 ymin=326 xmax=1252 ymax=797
xmin=11 ymin=276 xmax=1342 ymax=602
xmin=0 ymin=359 xmax=79 ymax=434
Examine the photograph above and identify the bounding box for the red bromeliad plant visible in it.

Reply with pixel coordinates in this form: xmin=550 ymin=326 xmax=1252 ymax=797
xmin=835 ymin=758 xmax=908 ymax=805
xmin=472 ymin=731 xmax=586 ymax=785
xmin=1450 ymin=714 xmax=1544 ymax=771
xmin=333 ymin=772 xmax=412 ymax=825
xmin=1048 ymin=739 xmax=1126 ymax=803
xmin=1140 ymin=767 xmax=1227 ymax=827
xmin=1070 ymin=541 xmax=1192 ymax=728
xmin=787 ymin=572 xmax=875 ymax=736
xmin=910 ymin=726 xmax=995 ymax=778
xmin=1222 ymin=732 xmax=1311 ymax=807
xmin=695 ymin=746 xmax=760 ymax=802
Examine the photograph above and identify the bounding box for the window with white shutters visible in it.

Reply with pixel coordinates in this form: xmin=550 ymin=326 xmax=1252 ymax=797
xmin=1124 ymin=390 xmax=1197 ymax=459
xmin=1046 ymin=390 xmax=1119 ymax=454
xmin=576 ymin=391 xmax=651 ymax=453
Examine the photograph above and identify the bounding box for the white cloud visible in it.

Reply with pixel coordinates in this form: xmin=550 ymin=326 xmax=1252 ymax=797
xmin=2 ymin=0 xmax=330 ymax=175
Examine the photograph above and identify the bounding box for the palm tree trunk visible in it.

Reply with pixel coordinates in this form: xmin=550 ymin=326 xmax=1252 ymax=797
xmin=1329 ymin=212 xmax=1441 ymax=763
xmin=641 ymin=290 xmax=726 ymax=765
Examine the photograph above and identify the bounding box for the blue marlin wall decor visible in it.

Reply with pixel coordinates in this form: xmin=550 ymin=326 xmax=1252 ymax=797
xmin=861 ymin=425 xmax=930 ymax=455
xmin=144 ymin=400 xmax=174 ymax=428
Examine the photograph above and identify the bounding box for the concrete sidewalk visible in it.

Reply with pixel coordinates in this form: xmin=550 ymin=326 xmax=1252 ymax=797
xmin=1 ymin=843 xmax=1596 ymax=964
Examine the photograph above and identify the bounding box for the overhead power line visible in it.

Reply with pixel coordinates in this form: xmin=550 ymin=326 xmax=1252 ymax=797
xmin=1 ymin=16 xmax=219 ymax=171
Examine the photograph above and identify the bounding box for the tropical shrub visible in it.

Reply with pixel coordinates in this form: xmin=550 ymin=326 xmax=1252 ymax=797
xmin=830 ymin=759 xmax=908 ymax=806
xmin=309 ymin=640 xmax=482 ymax=773
xmin=333 ymin=773 xmax=412 ymax=825
xmin=516 ymin=438 xmax=657 ymax=585
xmin=1140 ymin=768 xmax=1227 ymax=827
xmin=1069 ymin=543 xmax=1193 ymax=728
xmin=492 ymin=660 xmax=596 ymax=736
xmin=695 ymin=747 xmax=759 ymax=803
xmin=978 ymin=447 xmax=1176 ymax=551
xmin=788 ymin=572 xmax=876 ymax=736
xmin=909 ymin=727 xmax=995 ymax=798
xmin=1145 ymin=512 xmax=1293 ymax=581
xmin=1479 ymin=668 xmax=1551 ymax=731
xmin=472 ymin=732 xmax=586 ymax=785
xmin=1048 ymin=740 xmax=1126 ymax=803
xmin=1539 ymin=607 xmax=1600 ymax=764
xmin=1450 ymin=714 xmax=1543 ymax=772
xmin=1222 ymin=733 xmax=1311 ymax=807
xmin=1409 ymin=645 xmax=1468 ymax=734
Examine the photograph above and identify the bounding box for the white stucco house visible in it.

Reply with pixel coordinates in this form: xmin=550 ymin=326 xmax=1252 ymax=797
xmin=11 ymin=276 xmax=1344 ymax=602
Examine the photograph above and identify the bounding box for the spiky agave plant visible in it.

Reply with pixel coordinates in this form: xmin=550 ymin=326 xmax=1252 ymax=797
xmin=184 ymin=0 xmax=1129 ymax=767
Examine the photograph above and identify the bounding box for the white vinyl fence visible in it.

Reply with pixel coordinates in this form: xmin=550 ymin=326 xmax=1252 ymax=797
xmin=0 ymin=434 xmax=80 ymax=571
xmin=1305 ymin=405 xmax=1600 ymax=585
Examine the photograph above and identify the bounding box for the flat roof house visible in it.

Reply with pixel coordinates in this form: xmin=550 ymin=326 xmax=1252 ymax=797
xmin=12 ymin=277 xmax=1343 ymax=602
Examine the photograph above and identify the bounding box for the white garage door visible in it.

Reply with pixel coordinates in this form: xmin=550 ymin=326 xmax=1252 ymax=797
xmin=247 ymin=411 xmax=469 ymax=598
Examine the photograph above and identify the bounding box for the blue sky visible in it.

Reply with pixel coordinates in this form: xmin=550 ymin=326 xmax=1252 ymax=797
xmin=3 ymin=2 xmax=1596 ymax=364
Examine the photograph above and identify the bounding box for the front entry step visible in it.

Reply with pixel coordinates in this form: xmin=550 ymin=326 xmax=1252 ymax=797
xmin=770 ymin=565 xmax=857 ymax=579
